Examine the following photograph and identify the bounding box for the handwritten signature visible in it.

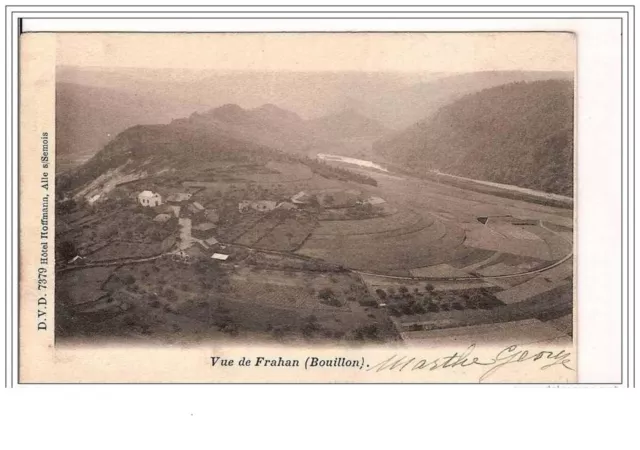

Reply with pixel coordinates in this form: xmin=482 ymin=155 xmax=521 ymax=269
xmin=366 ymin=344 xmax=574 ymax=382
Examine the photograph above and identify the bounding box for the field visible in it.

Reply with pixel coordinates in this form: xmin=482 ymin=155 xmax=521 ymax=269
xmin=56 ymin=155 xmax=574 ymax=345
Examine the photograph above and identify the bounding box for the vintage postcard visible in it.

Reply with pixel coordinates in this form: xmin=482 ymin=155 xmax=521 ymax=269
xmin=19 ymin=32 xmax=576 ymax=383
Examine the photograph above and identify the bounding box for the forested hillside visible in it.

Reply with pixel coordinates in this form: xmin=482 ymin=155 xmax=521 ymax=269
xmin=373 ymin=80 xmax=574 ymax=196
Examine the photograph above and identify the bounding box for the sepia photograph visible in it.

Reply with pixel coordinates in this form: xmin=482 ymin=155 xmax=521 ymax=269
xmin=51 ymin=32 xmax=575 ymax=349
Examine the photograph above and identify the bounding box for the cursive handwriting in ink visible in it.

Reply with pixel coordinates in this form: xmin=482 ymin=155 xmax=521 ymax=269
xmin=366 ymin=344 xmax=574 ymax=382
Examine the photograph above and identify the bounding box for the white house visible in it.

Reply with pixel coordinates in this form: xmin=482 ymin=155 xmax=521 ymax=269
xmin=291 ymin=191 xmax=312 ymax=204
xmin=138 ymin=190 xmax=162 ymax=207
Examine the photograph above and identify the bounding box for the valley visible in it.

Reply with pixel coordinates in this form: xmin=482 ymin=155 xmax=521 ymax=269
xmin=54 ymin=72 xmax=575 ymax=347
xmin=56 ymin=147 xmax=573 ymax=346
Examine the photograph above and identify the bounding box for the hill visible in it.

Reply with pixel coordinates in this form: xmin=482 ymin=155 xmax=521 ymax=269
xmin=172 ymin=104 xmax=389 ymax=158
xmin=55 ymin=82 xmax=207 ymax=171
xmin=172 ymin=103 xmax=319 ymax=155
xmin=358 ymin=70 xmax=574 ymax=129
xmin=59 ymin=111 xmax=378 ymax=198
xmin=373 ymin=79 xmax=574 ymax=196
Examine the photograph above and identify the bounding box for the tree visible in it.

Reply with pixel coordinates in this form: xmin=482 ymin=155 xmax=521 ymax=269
xmin=425 ymin=283 xmax=435 ymax=292
xmin=318 ymin=288 xmax=334 ymax=300
xmin=58 ymin=240 xmax=76 ymax=262
xmin=375 ymin=289 xmax=387 ymax=300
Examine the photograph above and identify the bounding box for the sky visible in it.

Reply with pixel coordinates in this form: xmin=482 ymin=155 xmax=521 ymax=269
xmin=56 ymin=32 xmax=575 ymax=73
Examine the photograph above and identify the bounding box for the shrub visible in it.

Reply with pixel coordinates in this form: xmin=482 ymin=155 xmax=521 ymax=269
xmin=358 ymin=298 xmax=378 ymax=307
xmin=121 ymin=273 xmax=135 ymax=285
xmin=149 ymin=300 xmax=161 ymax=308
xmin=165 ymin=288 xmax=177 ymax=302
xmin=318 ymin=288 xmax=334 ymax=300
xmin=323 ymin=297 xmax=342 ymax=307
xmin=427 ymin=303 xmax=439 ymax=313
xmin=375 ymin=289 xmax=387 ymax=300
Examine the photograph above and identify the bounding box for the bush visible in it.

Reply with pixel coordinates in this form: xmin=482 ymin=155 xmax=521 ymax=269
xmin=426 ymin=303 xmax=439 ymax=313
xmin=121 ymin=273 xmax=135 ymax=285
xmin=358 ymin=298 xmax=378 ymax=307
xmin=165 ymin=288 xmax=177 ymax=302
xmin=323 ymin=297 xmax=342 ymax=307
xmin=318 ymin=288 xmax=334 ymax=300
xmin=149 ymin=300 xmax=161 ymax=308
xmin=375 ymin=289 xmax=387 ymax=300
xmin=354 ymin=324 xmax=379 ymax=340
xmin=388 ymin=306 xmax=401 ymax=317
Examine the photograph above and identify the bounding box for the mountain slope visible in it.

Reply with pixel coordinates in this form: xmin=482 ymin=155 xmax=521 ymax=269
xmin=373 ymin=79 xmax=574 ymax=196
xmin=173 ymin=103 xmax=318 ymax=154
xmin=358 ymin=70 xmax=574 ymax=129
xmin=305 ymin=109 xmax=389 ymax=140
xmin=56 ymin=82 xmax=207 ymax=170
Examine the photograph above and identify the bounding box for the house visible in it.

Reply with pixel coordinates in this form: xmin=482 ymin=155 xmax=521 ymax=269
xmin=211 ymin=253 xmax=230 ymax=261
xmin=87 ymin=194 xmax=101 ymax=205
xmin=68 ymin=255 xmax=84 ymax=264
xmin=153 ymin=213 xmax=172 ymax=223
xmin=366 ymin=196 xmax=386 ymax=205
xmin=166 ymin=192 xmax=192 ymax=203
xmin=252 ymin=200 xmax=277 ymax=212
xmin=291 ymin=191 xmax=312 ymax=204
xmin=138 ymin=191 xmax=162 ymax=207
xmin=238 ymin=200 xmax=277 ymax=213
xmin=276 ymin=201 xmax=297 ymax=211
xmin=192 ymin=222 xmax=217 ymax=240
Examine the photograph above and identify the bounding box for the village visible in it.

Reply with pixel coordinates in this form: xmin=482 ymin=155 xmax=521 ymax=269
xmin=54 ymin=166 xmax=401 ymax=344
xmin=132 ymin=186 xmax=387 ymax=264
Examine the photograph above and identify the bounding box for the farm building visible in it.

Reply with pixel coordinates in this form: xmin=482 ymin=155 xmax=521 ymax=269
xmin=253 ymin=201 xmax=277 ymax=212
xmin=166 ymin=192 xmax=192 ymax=203
xmin=153 ymin=213 xmax=172 ymax=223
xmin=192 ymin=222 xmax=217 ymax=240
xmin=87 ymin=194 xmax=101 ymax=205
xmin=211 ymin=253 xmax=230 ymax=261
xmin=366 ymin=196 xmax=386 ymax=205
xmin=291 ymin=191 xmax=312 ymax=204
xmin=138 ymin=191 xmax=162 ymax=207
xmin=68 ymin=255 xmax=84 ymax=264
xmin=276 ymin=202 xmax=297 ymax=210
